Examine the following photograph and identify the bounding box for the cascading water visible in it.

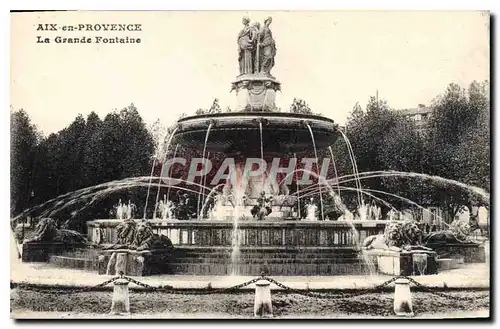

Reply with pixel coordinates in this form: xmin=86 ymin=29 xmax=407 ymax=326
xmin=200 ymin=151 xmax=211 ymax=219
xmin=199 ymin=184 xmax=225 ymax=218
xmin=328 ymin=146 xmax=342 ymax=197
xmin=155 ymin=143 xmax=179 ymax=218
xmin=338 ymin=129 xmax=364 ymax=207
xmin=144 ymin=136 xmax=161 ymax=219
xmin=145 ymin=127 xmax=178 ymax=219
xmin=229 ymin=165 xmax=246 ymax=276
xmin=294 ymin=152 xmax=301 ymax=218
xmin=284 ymin=168 xmax=378 ymax=275
xmin=197 ymin=123 xmax=213 ymax=219
xmin=306 ymin=123 xmax=325 ymax=220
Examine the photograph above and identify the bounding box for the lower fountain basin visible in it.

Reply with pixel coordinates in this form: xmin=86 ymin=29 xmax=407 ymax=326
xmin=363 ymin=249 xmax=438 ymax=276
xmin=87 ymin=219 xmax=388 ymax=247
xmin=172 ymin=112 xmax=340 ymax=155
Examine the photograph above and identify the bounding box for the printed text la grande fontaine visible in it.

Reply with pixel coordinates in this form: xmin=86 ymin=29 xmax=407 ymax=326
xmin=36 ymin=23 xmax=142 ymax=44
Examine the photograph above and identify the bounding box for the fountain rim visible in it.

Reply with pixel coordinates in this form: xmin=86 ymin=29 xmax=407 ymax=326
xmin=177 ymin=112 xmax=336 ymax=125
xmin=87 ymin=219 xmax=389 ymax=227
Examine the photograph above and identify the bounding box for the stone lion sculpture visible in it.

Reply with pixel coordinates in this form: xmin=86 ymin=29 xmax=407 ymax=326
xmin=104 ymin=219 xmax=137 ymax=250
xmin=362 ymin=219 xmax=427 ymax=251
xmin=423 ymin=219 xmax=474 ymax=245
xmin=24 ymin=218 xmax=88 ymax=245
xmin=131 ymin=221 xmax=173 ymax=251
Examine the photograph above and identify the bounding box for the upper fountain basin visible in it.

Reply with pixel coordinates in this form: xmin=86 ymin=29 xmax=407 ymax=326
xmin=172 ymin=112 xmax=340 ymax=155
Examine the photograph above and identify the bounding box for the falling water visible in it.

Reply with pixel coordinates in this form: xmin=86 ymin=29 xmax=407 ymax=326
xmin=328 ymin=146 xmax=341 ymax=197
xmin=294 ymin=152 xmax=301 ymax=218
xmin=200 ymin=152 xmax=211 ymax=219
xmin=155 ymin=143 xmax=179 ymax=218
xmin=285 ymin=168 xmax=377 ymax=274
xmin=343 ymin=133 xmax=363 ymax=204
xmin=144 ymin=146 xmax=159 ymax=219
xmin=336 ymin=170 xmax=490 ymax=203
xmin=301 ymin=186 xmax=396 ymax=213
xmin=197 ymin=123 xmax=213 ymax=219
xmin=230 ymin=176 xmax=246 ymax=276
xmin=299 ymin=171 xmax=460 ymax=229
xmin=144 ymin=127 xmax=178 ymax=219
xmin=259 ymin=120 xmax=265 ymax=194
xmin=106 ymin=252 xmax=117 ymax=275
xmin=337 ymin=129 xmax=363 ymax=206
xmin=199 ymin=184 xmax=226 ymax=218
xmin=164 ymin=144 xmax=179 ymax=209
xmin=11 ymin=177 xmax=211 ymax=227
xmin=306 ymin=123 xmax=325 ymax=220
xmin=259 ymin=121 xmax=264 ymax=159
xmin=144 ymin=130 xmax=168 ymax=217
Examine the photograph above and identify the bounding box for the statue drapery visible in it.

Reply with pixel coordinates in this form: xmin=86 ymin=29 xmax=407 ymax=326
xmin=238 ymin=21 xmax=256 ymax=75
xmin=237 ymin=16 xmax=276 ymax=76
xmin=257 ymin=22 xmax=276 ymax=75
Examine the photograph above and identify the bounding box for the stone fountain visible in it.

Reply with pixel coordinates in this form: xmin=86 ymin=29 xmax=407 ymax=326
xmin=83 ymin=16 xmax=378 ymax=276
xmin=42 ymin=16 xmax=484 ymax=276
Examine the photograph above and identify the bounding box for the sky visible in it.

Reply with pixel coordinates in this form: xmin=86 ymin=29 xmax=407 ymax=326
xmin=10 ymin=10 xmax=489 ymax=135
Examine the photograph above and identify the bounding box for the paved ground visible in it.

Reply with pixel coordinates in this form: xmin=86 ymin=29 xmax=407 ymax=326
xmin=11 ymin=255 xmax=489 ymax=290
xmin=12 ymin=309 xmax=490 ymax=319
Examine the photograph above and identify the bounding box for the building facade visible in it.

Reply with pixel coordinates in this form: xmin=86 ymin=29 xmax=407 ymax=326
xmin=397 ymin=104 xmax=433 ymax=132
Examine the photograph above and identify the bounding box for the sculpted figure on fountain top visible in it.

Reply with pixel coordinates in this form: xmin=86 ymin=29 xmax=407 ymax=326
xmin=233 ymin=16 xmax=280 ymax=112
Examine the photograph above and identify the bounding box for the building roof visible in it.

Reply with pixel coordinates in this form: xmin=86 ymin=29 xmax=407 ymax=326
xmin=397 ymin=105 xmax=433 ymax=116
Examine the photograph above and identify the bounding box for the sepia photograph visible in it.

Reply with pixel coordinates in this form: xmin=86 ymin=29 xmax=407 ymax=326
xmin=9 ymin=9 xmax=491 ymax=320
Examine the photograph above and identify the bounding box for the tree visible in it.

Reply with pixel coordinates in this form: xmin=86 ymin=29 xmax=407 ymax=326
xmin=334 ymin=97 xmax=430 ymax=214
xmin=455 ymin=81 xmax=490 ymax=193
xmin=423 ymin=81 xmax=490 ymax=219
xmin=195 ymin=98 xmax=222 ymax=115
xmin=378 ymin=115 xmax=429 ymax=210
xmin=20 ymin=104 xmax=156 ymax=227
xmin=81 ymin=112 xmax=103 ymax=187
xmin=148 ymin=118 xmax=167 ymax=160
xmin=290 ymin=98 xmax=313 ymax=114
xmin=10 ymin=109 xmax=40 ymax=216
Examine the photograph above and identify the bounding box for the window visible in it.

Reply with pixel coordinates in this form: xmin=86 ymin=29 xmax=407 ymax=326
xmin=414 ymin=114 xmax=422 ymax=121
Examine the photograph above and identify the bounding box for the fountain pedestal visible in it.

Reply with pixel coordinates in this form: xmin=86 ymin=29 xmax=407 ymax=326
xmin=231 ymin=75 xmax=281 ymax=111
xmin=22 ymin=242 xmax=85 ymax=263
xmin=366 ymin=249 xmax=438 ymax=276
xmin=98 ymin=249 xmax=174 ymax=276
xmin=425 ymin=242 xmax=485 ymax=263
xmin=210 ymin=205 xmax=296 ymax=220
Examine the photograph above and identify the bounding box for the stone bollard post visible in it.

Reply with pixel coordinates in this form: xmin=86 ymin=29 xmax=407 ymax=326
xmin=254 ymin=280 xmax=273 ymax=318
xmin=110 ymin=278 xmax=130 ymax=315
xmin=115 ymin=252 xmax=128 ymax=276
xmin=393 ymin=278 xmax=414 ymax=317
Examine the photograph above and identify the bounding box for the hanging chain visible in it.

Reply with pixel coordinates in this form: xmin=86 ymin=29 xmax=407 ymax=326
xmin=405 ymin=277 xmax=490 ymax=301
xmin=13 ymin=273 xmax=489 ymax=302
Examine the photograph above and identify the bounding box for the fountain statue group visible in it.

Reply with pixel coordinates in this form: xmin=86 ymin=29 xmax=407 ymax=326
xmin=305 ymin=198 xmax=319 ymax=221
xmin=250 ymin=191 xmax=273 ymax=221
xmin=238 ymin=16 xmax=276 ymax=76
xmin=114 ymin=199 xmax=137 ymax=220
xmin=155 ymin=194 xmax=174 ymax=220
